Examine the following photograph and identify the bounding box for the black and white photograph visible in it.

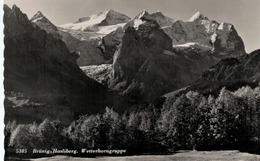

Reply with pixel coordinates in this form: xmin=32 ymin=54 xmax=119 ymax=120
xmin=3 ymin=0 xmax=260 ymax=160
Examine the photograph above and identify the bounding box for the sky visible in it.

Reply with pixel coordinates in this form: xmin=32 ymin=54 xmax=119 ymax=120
xmin=4 ymin=0 xmax=260 ymax=53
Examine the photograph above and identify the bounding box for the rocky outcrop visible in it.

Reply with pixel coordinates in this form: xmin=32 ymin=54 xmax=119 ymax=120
xmin=101 ymin=19 xmax=199 ymax=101
xmin=101 ymin=26 xmax=124 ymax=61
xmin=4 ymin=5 xmax=121 ymax=124
xmin=211 ymin=22 xmax=245 ymax=58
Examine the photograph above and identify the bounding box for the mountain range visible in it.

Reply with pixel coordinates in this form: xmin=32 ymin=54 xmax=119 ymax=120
xmin=63 ymin=10 xmax=245 ymax=101
xmin=4 ymin=4 xmax=259 ymax=123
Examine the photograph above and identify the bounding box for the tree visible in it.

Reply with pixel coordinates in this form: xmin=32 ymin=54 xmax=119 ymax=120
xmin=5 ymin=120 xmax=17 ymax=149
xmin=37 ymin=119 xmax=64 ymax=149
xmin=9 ymin=124 xmax=34 ymax=149
xmin=210 ymin=88 xmax=245 ymax=148
xmin=194 ymin=96 xmax=214 ymax=149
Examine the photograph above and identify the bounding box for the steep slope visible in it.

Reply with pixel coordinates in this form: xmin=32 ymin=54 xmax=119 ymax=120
xmin=100 ymin=26 xmax=125 ymax=61
xmin=189 ymin=49 xmax=260 ymax=94
xmin=30 ymin=11 xmax=61 ymax=39
xmin=123 ymin=11 xmax=155 ymax=29
xmin=4 ymin=5 xmax=119 ymax=124
xmin=165 ymin=49 xmax=260 ymax=97
xmin=150 ymin=11 xmax=174 ymax=27
xmin=201 ymin=50 xmax=260 ymax=82
xmin=31 ymin=11 xmax=105 ymax=66
xmin=109 ymin=27 xmax=175 ymax=101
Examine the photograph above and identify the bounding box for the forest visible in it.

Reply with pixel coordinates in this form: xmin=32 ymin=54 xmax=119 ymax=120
xmin=5 ymin=86 xmax=260 ymax=157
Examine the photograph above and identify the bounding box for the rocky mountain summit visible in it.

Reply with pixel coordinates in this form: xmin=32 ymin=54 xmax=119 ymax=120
xmin=30 ymin=11 xmax=61 ymax=39
xmin=61 ymin=10 xmax=130 ymax=32
xmin=151 ymin=11 xmax=175 ymax=27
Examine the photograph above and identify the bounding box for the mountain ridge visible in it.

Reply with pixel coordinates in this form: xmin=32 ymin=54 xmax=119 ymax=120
xmin=77 ymin=9 xmax=247 ymax=102
xmin=60 ymin=10 xmax=131 ymax=32
xmin=31 ymin=11 xmax=106 ymax=66
xmin=172 ymin=49 xmax=260 ymax=97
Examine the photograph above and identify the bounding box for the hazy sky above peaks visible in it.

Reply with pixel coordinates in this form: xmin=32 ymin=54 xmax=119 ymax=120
xmin=4 ymin=0 xmax=260 ymax=53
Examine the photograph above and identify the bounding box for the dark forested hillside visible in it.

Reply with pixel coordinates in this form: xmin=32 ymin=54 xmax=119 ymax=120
xmin=4 ymin=5 xmax=123 ymax=124
xmin=185 ymin=49 xmax=260 ymax=96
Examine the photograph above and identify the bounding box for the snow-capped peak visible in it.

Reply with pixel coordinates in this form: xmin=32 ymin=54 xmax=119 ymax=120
xmin=75 ymin=11 xmax=115 ymax=23
xmin=93 ymin=10 xmax=114 ymax=19
xmin=31 ymin=11 xmax=45 ymax=22
xmin=102 ymin=9 xmax=117 ymax=15
xmin=188 ymin=11 xmax=209 ymax=22
xmin=77 ymin=10 xmax=130 ymax=23
xmin=60 ymin=10 xmax=130 ymax=32
xmin=124 ymin=10 xmax=174 ymax=29
xmin=124 ymin=10 xmax=154 ymax=29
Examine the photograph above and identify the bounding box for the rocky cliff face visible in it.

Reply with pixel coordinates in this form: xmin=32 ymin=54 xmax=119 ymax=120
xmin=101 ymin=27 xmax=125 ymax=61
xmin=87 ymin=18 xmax=209 ymax=102
xmin=211 ymin=22 xmax=245 ymax=58
xmin=101 ymin=10 xmax=175 ymax=63
xmin=4 ymin=5 xmax=119 ymax=124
